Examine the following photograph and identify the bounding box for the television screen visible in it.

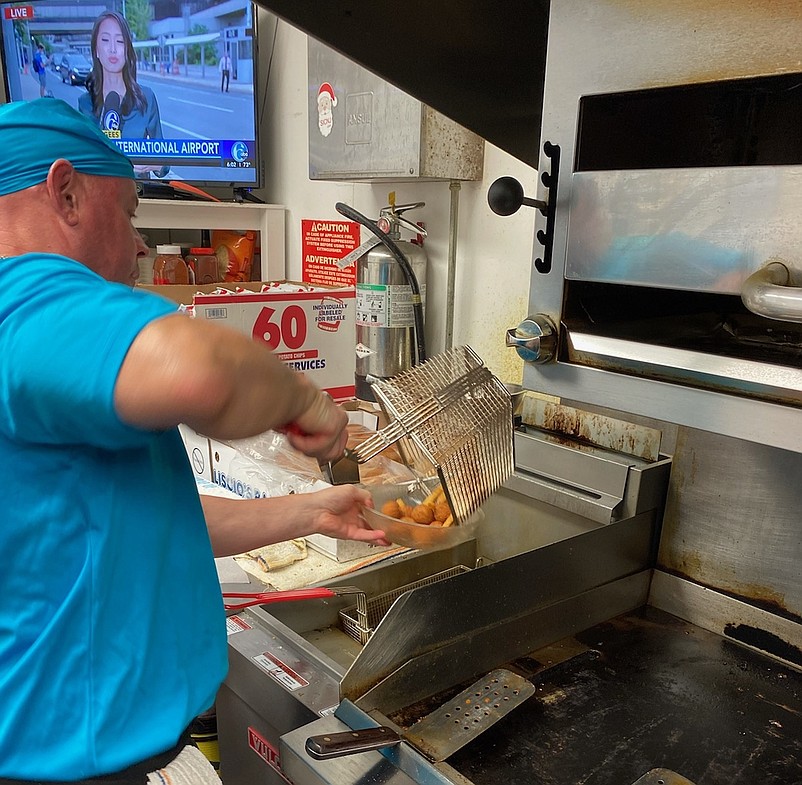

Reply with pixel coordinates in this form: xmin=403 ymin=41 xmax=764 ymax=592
xmin=0 ymin=0 xmax=262 ymax=189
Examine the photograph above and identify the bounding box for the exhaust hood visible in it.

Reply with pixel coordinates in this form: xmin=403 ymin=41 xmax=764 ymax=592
xmin=254 ymin=0 xmax=550 ymax=168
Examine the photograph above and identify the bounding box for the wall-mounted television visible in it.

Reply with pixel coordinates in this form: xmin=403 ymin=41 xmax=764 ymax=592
xmin=0 ymin=0 xmax=262 ymax=190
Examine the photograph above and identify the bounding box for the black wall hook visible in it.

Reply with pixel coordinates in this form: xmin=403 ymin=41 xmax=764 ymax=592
xmin=486 ymin=141 xmax=560 ymax=274
xmin=535 ymin=141 xmax=560 ymax=274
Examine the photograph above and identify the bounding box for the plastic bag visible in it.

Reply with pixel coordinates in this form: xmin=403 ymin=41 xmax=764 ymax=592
xmin=222 ymin=432 xmax=327 ymax=497
xmin=212 ymin=229 xmax=256 ymax=282
xmin=222 ymin=427 xmax=416 ymax=490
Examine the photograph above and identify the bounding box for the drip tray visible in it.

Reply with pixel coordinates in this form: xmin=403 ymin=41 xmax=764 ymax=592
xmin=446 ymin=607 xmax=802 ymax=785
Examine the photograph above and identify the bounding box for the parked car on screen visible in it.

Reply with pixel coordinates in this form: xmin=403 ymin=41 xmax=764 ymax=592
xmin=49 ymin=49 xmax=67 ymax=72
xmin=60 ymin=52 xmax=92 ymax=85
xmin=50 ymin=49 xmax=78 ymax=73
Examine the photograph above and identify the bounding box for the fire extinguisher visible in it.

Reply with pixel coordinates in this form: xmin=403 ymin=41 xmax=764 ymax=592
xmin=335 ymin=199 xmax=428 ymax=402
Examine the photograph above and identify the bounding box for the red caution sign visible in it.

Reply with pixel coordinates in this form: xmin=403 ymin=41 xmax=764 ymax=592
xmin=302 ymin=218 xmax=360 ymax=287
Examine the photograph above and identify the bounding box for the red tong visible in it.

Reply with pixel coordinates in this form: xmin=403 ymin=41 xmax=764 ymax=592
xmin=222 ymin=585 xmax=363 ymax=611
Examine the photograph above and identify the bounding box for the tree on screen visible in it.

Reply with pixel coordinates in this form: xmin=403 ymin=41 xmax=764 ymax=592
xmin=125 ymin=0 xmax=153 ymax=44
xmin=187 ymin=24 xmax=216 ymax=64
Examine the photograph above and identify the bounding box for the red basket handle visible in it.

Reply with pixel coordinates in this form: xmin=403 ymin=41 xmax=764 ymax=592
xmin=222 ymin=586 xmax=338 ymax=611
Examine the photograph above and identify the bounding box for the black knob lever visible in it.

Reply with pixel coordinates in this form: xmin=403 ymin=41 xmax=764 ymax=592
xmin=487 ymin=176 xmax=547 ymax=216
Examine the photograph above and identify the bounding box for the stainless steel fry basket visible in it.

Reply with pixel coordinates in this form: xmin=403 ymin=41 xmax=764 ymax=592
xmin=339 ymin=565 xmax=472 ymax=645
xmin=350 ymin=345 xmax=514 ymax=525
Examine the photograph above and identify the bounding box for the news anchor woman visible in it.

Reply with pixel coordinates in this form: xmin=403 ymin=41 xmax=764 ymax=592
xmin=77 ymin=10 xmax=167 ymax=175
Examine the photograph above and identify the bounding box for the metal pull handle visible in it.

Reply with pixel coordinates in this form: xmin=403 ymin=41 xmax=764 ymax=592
xmin=741 ymin=258 xmax=802 ymax=323
xmin=506 ymin=315 xmax=557 ymax=364
xmin=305 ymin=727 xmax=401 ymax=759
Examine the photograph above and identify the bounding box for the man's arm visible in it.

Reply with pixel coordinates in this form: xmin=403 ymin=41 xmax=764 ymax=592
xmin=114 ymin=312 xmax=347 ymax=460
xmin=200 ymin=485 xmax=388 ymax=557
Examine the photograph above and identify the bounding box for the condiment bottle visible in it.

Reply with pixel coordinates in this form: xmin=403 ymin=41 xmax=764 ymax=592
xmin=186 ymin=247 xmax=219 ymax=285
xmin=152 ymin=244 xmax=189 ymax=285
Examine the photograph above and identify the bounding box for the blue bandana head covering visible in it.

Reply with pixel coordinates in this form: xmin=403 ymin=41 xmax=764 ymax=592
xmin=0 ymin=98 xmax=134 ymax=196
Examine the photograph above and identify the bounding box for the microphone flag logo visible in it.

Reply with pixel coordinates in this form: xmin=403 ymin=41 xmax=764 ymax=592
xmin=103 ymin=110 xmax=121 ymax=132
xmin=231 ymin=141 xmax=248 ymax=162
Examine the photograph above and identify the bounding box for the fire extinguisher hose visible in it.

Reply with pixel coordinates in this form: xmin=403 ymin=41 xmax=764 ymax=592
xmin=335 ymin=201 xmax=427 ymax=365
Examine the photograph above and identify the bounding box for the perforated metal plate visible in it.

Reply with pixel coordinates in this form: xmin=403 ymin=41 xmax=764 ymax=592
xmin=403 ymin=668 xmax=534 ymax=761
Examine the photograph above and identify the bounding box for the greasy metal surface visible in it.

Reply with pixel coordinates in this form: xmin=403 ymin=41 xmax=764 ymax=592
xmin=519 ymin=398 xmax=662 ymax=461
xmin=264 ymin=543 xmax=476 ymax=632
xmin=509 ymin=426 xmax=671 ymax=525
xmin=521 ymin=0 xmax=802 ymax=450
xmin=658 ymin=428 xmax=802 ymax=621
xmin=447 ymin=607 xmax=802 ymax=785
xmin=566 ymin=167 xmax=802 ymax=294
xmin=530 ymin=362 xmax=802 ymax=452
xmin=473 ymin=484 xmax=604 ymax=563
xmin=650 ymin=572 xmax=802 ymax=669
xmin=403 ymin=669 xmax=535 ymax=761
xmin=339 ymin=511 xmax=658 ymax=706
xmin=351 ymin=569 xmax=651 ymax=716
xmin=564 ymin=332 xmax=802 ymax=407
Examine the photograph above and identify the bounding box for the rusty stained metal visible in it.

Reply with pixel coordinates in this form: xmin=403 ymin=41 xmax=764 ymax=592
xmin=724 ymin=622 xmax=802 ymax=668
xmin=659 ymin=563 xmax=802 ymax=627
xmin=518 ymin=396 xmax=662 ymax=461
xmin=603 ymin=0 xmax=802 ymax=90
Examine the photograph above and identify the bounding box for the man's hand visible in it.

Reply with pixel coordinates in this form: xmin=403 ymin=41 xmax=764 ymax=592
xmin=201 ymin=484 xmax=391 ymax=556
xmin=282 ymin=390 xmax=349 ymax=462
xmin=304 ymin=485 xmax=390 ymax=545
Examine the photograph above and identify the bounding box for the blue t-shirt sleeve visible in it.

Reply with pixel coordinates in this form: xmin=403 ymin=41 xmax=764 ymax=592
xmin=0 ymin=255 xmax=180 ymax=448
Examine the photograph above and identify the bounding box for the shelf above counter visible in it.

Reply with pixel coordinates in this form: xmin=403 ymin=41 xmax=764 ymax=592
xmin=133 ymin=199 xmax=286 ymax=280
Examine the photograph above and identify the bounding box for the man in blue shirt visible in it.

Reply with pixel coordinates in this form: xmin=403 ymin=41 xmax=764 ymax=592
xmin=0 ymin=98 xmax=386 ymax=784
xmin=32 ymin=43 xmax=48 ymax=97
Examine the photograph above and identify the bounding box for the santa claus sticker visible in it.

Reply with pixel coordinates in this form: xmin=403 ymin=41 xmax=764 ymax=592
xmin=317 ymin=82 xmax=337 ymax=137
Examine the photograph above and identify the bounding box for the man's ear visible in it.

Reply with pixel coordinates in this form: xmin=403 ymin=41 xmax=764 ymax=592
xmin=45 ymin=159 xmax=81 ymax=226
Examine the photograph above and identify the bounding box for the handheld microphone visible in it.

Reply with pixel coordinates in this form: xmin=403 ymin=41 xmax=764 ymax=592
xmin=101 ymin=91 xmax=123 ymax=138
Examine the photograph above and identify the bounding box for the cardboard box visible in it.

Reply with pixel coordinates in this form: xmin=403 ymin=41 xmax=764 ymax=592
xmin=178 ymin=423 xmax=212 ymax=482
xmin=139 ymin=281 xmax=356 ymax=402
xmin=303 ymin=532 xmax=392 ymax=563
xmin=139 ymin=281 xmax=266 ymax=304
xmin=342 ymin=398 xmax=384 ymax=430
